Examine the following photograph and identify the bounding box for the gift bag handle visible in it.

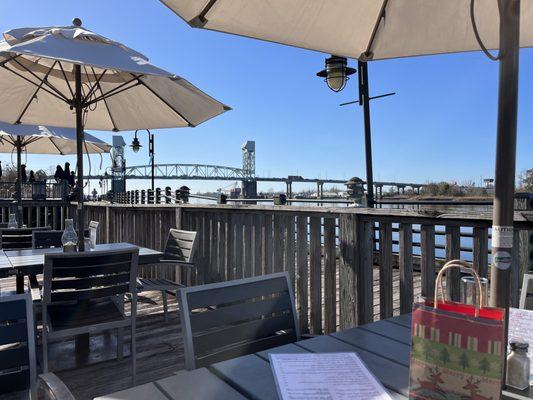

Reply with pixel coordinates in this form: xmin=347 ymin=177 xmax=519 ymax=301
xmin=434 ymin=259 xmax=483 ymax=318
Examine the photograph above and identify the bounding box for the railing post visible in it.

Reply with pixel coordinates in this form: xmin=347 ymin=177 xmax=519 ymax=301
xmin=399 ymin=223 xmax=413 ymax=314
xmin=140 ymin=190 xmax=146 ymax=204
xmin=420 ymin=224 xmax=436 ymax=299
xmin=445 ymin=225 xmax=461 ymax=301
xmin=165 ymin=187 xmax=171 ymax=204
xmin=134 ymin=190 xmax=139 ymax=204
xmin=339 ymin=214 xmax=357 ymax=329
xmin=155 ymin=188 xmax=161 ymax=204
xmin=147 ymin=189 xmax=154 ymax=204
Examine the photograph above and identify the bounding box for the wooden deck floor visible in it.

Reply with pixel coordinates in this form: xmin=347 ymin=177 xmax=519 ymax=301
xmin=0 ymin=268 xmax=421 ymax=400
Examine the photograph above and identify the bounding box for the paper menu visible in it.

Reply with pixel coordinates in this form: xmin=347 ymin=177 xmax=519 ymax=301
xmin=269 ymin=352 xmax=392 ymax=400
xmin=509 ymin=307 xmax=533 ymax=382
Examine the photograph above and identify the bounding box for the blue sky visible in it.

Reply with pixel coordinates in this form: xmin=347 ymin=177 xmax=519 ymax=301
xmin=0 ymin=0 xmax=531 ymax=194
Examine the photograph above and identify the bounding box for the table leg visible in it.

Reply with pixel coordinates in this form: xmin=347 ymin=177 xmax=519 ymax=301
xmin=16 ymin=273 xmax=24 ymax=294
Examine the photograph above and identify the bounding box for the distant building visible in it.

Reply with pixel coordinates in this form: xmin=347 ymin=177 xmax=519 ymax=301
xmin=483 ymin=178 xmax=494 ymax=189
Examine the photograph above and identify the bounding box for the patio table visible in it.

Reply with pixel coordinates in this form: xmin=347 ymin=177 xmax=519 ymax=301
xmin=4 ymin=242 xmax=164 ymax=294
xmin=96 ymin=314 xmax=530 ymax=400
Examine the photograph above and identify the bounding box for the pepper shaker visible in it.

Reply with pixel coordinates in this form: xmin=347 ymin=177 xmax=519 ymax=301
xmin=507 ymin=341 xmax=530 ymax=390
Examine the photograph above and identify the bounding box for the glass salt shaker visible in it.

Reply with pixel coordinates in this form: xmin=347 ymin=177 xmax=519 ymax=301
xmin=507 ymin=341 xmax=530 ymax=390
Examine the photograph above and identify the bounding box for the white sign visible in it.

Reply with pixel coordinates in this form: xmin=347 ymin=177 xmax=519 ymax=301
xmin=509 ymin=308 xmax=533 ymax=382
xmin=269 ymin=352 xmax=392 ymax=400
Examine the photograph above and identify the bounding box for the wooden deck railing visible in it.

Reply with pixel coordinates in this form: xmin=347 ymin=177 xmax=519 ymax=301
xmin=0 ymin=199 xmax=73 ymax=229
xmin=84 ymin=202 xmax=533 ymax=334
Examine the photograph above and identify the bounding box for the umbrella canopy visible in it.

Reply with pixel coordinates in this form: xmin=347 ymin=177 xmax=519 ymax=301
xmin=162 ymin=1 xmax=533 ymax=59
xmin=0 ymin=19 xmax=229 ymax=248
xmin=0 ymin=122 xmax=110 ymax=154
xmin=0 ymin=24 xmax=229 ymax=130
xmin=163 ymin=0 xmax=524 ymax=319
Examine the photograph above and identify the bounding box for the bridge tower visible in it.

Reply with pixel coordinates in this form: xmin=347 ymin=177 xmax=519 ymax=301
xmin=241 ymin=141 xmax=257 ymax=198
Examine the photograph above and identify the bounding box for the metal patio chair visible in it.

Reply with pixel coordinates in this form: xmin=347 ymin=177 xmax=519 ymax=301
xmin=41 ymin=248 xmax=139 ymax=385
xmin=137 ymin=228 xmax=198 ymax=321
xmin=1 ymin=227 xmax=51 ymax=250
xmin=32 ymin=229 xmax=90 ymax=249
xmin=0 ymin=291 xmax=73 ymax=400
xmin=179 ymin=272 xmax=300 ymax=370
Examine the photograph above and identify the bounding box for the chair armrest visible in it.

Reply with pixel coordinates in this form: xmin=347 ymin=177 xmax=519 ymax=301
xmin=37 ymin=372 xmax=75 ymax=400
xmin=157 ymin=260 xmax=195 ymax=268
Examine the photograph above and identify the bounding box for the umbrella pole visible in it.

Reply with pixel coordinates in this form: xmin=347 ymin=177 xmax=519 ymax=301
xmin=75 ymin=64 xmax=85 ymax=251
xmin=358 ymin=61 xmax=375 ymax=208
xmin=489 ymin=0 xmax=520 ymax=388
xmin=16 ymin=136 xmax=22 ymax=227
xmin=489 ymin=0 xmax=520 ymax=309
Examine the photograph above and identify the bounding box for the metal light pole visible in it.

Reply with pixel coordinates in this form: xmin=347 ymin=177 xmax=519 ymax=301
xmin=74 ymin=62 xmax=85 ymax=251
xmin=148 ymin=130 xmax=155 ymax=191
xmin=15 ymin=135 xmax=22 ymax=227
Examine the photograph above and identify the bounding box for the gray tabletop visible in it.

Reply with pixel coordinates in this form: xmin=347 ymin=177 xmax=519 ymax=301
xmin=4 ymin=242 xmax=163 ymax=274
xmin=97 ymin=314 xmax=530 ymax=400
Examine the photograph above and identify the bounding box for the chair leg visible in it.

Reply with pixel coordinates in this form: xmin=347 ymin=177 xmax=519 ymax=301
xmin=42 ymin=329 xmax=48 ymax=373
xmin=117 ymin=327 xmax=124 ymax=360
xmin=162 ymin=290 xmax=168 ymax=322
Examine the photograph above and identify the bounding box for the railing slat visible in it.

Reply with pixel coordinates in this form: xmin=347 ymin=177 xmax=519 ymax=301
xmin=243 ymin=214 xmax=253 ymax=278
xmin=273 ymin=215 xmax=283 ymax=273
xmin=420 ymin=224 xmax=436 ymax=299
xmin=339 ymin=214 xmax=357 ymax=329
xmin=226 ymin=213 xmax=234 ymax=281
xmin=445 ymin=225 xmax=461 ymax=301
xmin=511 ymin=230 xmax=521 ymax=308
xmin=357 ymin=219 xmax=374 ymax=325
xmin=263 ymin=214 xmax=273 ymax=275
xmin=234 ymin=213 xmax=244 ymax=279
xmin=323 ymin=217 xmax=337 ymax=333
xmin=399 ymin=223 xmax=413 ymax=314
xmin=253 ymin=214 xmax=262 ymax=276
xmin=285 ymin=215 xmax=296 ymax=292
xmin=473 ymin=226 xmax=488 ymax=278
xmin=309 ymin=216 xmax=322 ymax=334
xmin=379 ymin=222 xmax=393 ymax=319
xmin=296 ymin=216 xmax=309 ymax=334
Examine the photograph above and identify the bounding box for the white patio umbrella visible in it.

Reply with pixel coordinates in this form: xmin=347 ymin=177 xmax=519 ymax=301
xmin=0 ymin=121 xmax=111 ymax=226
xmin=0 ymin=18 xmax=229 ymax=248
xmin=162 ymin=1 xmax=525 ymax=311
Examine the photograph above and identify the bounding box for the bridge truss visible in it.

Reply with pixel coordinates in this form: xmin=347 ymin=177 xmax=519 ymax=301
xmin=125 ymin=163 xmax=253 ymax=181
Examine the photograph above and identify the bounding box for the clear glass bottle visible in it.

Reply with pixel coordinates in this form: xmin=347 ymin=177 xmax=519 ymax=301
xmin=7 ymin=213 xmax=17 ymax=229
xmin=61 ymin=219 xmax=78 ymax=253
xmin=507 ymin=341 xmax=530 ymax=390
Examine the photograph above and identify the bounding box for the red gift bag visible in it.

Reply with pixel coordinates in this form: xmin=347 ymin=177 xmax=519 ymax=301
xmin=409 ymin=260 xmax=505 ymax=400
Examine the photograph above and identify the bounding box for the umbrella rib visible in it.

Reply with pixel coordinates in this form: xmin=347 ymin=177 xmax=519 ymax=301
xmin=94 ymin=78 xmax=119 ymax=131
xmin=136 ymin=76 xmax=195 ymax=127
xmin=11 ymin=58 xmax=70 ymax=103
xmin=190 ymin=0 xmax=218 ymax=27
xmin=58 ymin=61 xmax=75 ymax=100
xmin=83 ymin=67 xmax=108 ymax=104
xmin=84 ymin=77 xmax=140 ymax=107
xmin=2 ymin=64 xmax=69 ymax=104
xmin=49 ymin=137 xmax=66 ymax=155
xmin=15 ymin=61 xmax=58 ymax=124
xmin=362 ymin=0 xmax=389 ymax=60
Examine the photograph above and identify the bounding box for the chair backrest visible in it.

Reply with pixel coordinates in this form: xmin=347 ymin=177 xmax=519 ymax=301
xmin=1 ymin=226 xmax=51 ymax=250
xmin=32 ymin=229 xmax=90 ymax=249
xmin=163 ymin=229 xmax=198 ymax=263
xmin=520 ymin=273 xmax=533 ymax=309
xmin=179 ymin=272 xmax=299 ymax=370
xmin=42 ymin=248 xmax=139 ymax=305
xmin=0 ymin=292 xmax=37 ymax=398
